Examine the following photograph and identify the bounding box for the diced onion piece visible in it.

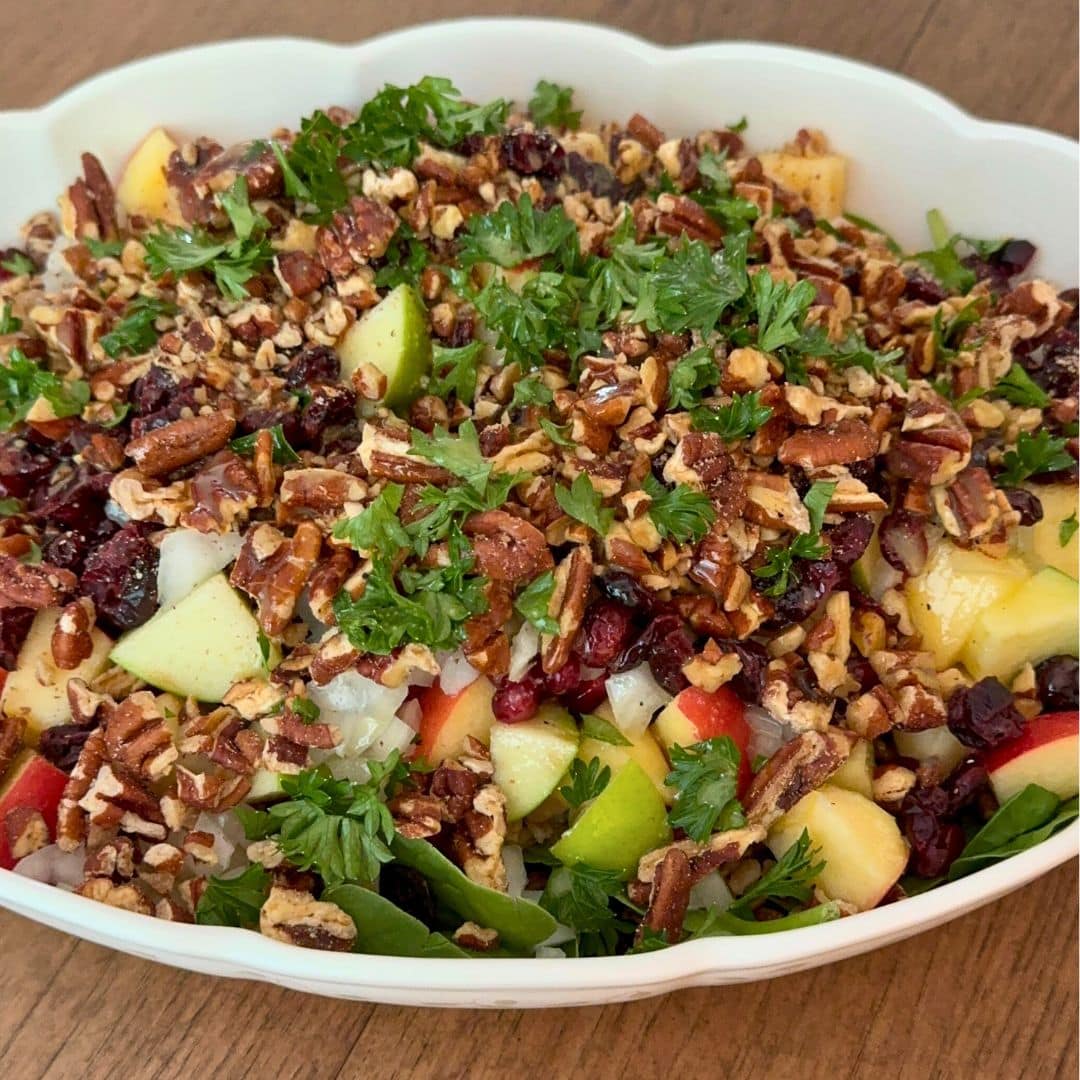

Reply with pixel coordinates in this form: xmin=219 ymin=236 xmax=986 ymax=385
xmin=157 ymin=529 xmax=244 ymax=609
xmin=399 ymin=698 xmax=422 ymax=732
xmin=507 ymin=623 xmax=540 ymax=682
xmin=502 ymin=844 xmax=527 ymax=899
xmin=605 ymin=663 xmax=672 ymax=739
xmin=367 ymin=716 xmax=417 ymax=761
xmin=308 ymin=670 xmax=407 ymax=756
xmin=437 ymin=649 xmax=480 ymax=696
xmin=535 ymin=946 xmax=567 ymax=958
xmin=13 ymin=844 xmax=87 ymax=888
xmin=745 ymin=704 xmax=792 ymax=762
xmin=192 ymin=811 xmax=246 ymax=874
xmin=688 ymin=870 xmax=734 ymax=911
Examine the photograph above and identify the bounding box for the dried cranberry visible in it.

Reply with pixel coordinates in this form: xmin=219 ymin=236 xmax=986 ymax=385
xmin=879 ymin=510 xmax=929 ymax=578
xmin=846 ymin=654 xmax=878 ymax=694
xmin=947 ymin=676 xmax=1026 ymax=750
xmin=1002 ymin=488 xmax=1043 ymax=526
xmin=1035 ymin=655 xmax=1079 ymax=712
xmin=31 ymin=470 xmax=113 ymax=537
xmin=722 ymin=638 xmax=769 ymax=705
xmin=566 ymin=152 xmax=626 ymax=201
xmin=40 ymin=530 xmax=92 ymax=575
xmin=996 ymin=239 xmax=1037 ymax=276
xmin=898 ymin=786 xmax=966 ymax=878
xmin=129 ymin=379 xmax=201 ymax=438
xmin=792 ymin=206 xmax=816 ymax=233
xmin=38 ymin=724 xmax=93 ymax=772
xmin=943 ymin=759 xmax=990 ymax=814
xmin=826 ymin=514 xmax=874 ymax=566
xmin=501 ymin=129 xmax=566 ymax=178
xmin=969 ymin=433 xmax=1004 ymax=471
xmin=285 ymin=344 xmax=340 ymax=388
xmin=773 ymin=560 xmax=844 ymax=623
xmin=237 ymin=405 xmax=304 ymax=448
xmin=904 ymin=273 xmax=948 ymax=304
xmin=130 ymin=366 xmax=180 ymax=416
xmin=377 ymin=864 xmax=436 ymax=926
xmin=1013 ymin=323 xmax=1079 ymax=400
xmin=598 ymin=571 xmax=659 ymax=614
xmin=618 ymin=614 xmax=694 ymax=695
xmin=0 ymin=439 xmax=55 ymax=499
xmin=579 ymin=600 xmax=635 ymax=668
xmin=492 ymin=677 xmax=540 ymax=723
xmin=300 ymin=384 xmax=357 ymax=446
xmin=0 ymin=606 xmax=34 ymax=668
xmin=561 ymin=675 xmax=607 ymax=714
xmin=544 ymin=654 xmax=582 ymax=697
xmin=81 ymin=524 xmax=160 ymax=632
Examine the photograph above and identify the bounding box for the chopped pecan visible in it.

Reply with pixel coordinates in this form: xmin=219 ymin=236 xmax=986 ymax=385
xmin=259 ymin=885 xmax=357 ymax=951
xmin=174 ymin=764 xmax=251 ymax=811
xmin=125 ymin=412 xmax=237 ymax=479
xmin=449 ymin=783 xmax=508 ymax=892
xmin=637 ymin=825 xmax=764 ymax=886
xmin=208 ymin=717 xmax=262 ymax=774
xmin=193 ymin=140 xmax=283 ymax=198
xmin=778 ymin=418 xmax=879 ymax=469
xmin=49 ymin=597 xmax=96 ymax=670
xmin=5 ymin=806 xmax=49 ymax=860
xmin=463 ymin=510 xmax=554 ymax=584
xmin=390 ymin=793 xmax=446 ymax=839
xmin=743 ymin=472 xmax=809 ymax=532
xmin=139 ymin=842 xmax=184 ymax=894
xmin=640 ymin=847 xmax=692 ymax=945
xmin=279 ymin=467 xmax=366 ymax=520
xmin=308 ymin=549 xmax=356 ymax=624
xmin=886 ymin=396 xmax=972 ymax=485
xmin=84 ymin=836 xmax=136 ymax=879
xmin=63 ymin=153 xmax=117 ymax=240
xmin=0 ymin=555 xmax=77 ymax=609
xmin=453 ymin=922 xmax=500 ymax=951
xmin=664 ymin=434 xmax=747 ymax=524
xmin=541 ymin=544 xmax=592 ymax=674
xmin=103 ymin=691 xmax=178 ymax=781
xmin=655 ymin=193 xmax=724 ymax=244
xmin=463 ymin=580 xmax=513 ymax=677
xmin=262 ymin=699 xmax=341 ymax=749
xmin=230 ymin=521 xmax=322 ymax=637
xmin=77 ymin=876 xmax=154 ymax=916
xmin=57 ymin=728 xmax=107 ymax=851
xmin=78 ymin=761 xmax=166 ymax=839
xmin=932 ymin=466 xmax=1016 ymax=543
xmin=0 ymin=714 xmax=25 ymax=779
xmin=275 ymin=250 xmax=328 ymax=298
xmin=183 ymin=452 xmax=259 ymax=531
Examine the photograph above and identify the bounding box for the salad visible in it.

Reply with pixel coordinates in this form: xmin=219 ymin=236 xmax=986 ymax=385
xmin=0 ymin=76 xmax=1076 ymax=959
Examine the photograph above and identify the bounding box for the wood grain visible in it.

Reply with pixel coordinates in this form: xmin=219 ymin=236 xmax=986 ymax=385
xmin=1 ymin=2 xmax=1077 ymax=1077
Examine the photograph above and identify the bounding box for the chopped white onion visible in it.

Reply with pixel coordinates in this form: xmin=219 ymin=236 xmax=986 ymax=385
xmin=507 ymin=622 xmax=540 ymax=682
xmin=41 ymin=237 xmax=79 ymax=293
xmin=398 ymin=698 xmax=422 ymax=732
xmin=367 ymin=716 xmax=417 ymax=761
xmin=688 ymin=870 xmax=734 ymax=912
xmin=437 ymin=649 xmax=479 ymax=696
xmin=192 ymin=811 xmax=246 ymax=875
xmin=744 ymin=704 xmax=793 ymax=762
xmin=502 ymin=844 xmax=527 ymax=899
xmin=157 ymin=529 xmax=244 ymax=609
xmin=308 ymin=670 xmax=408 ymax=756
xmin=534 ymin=946 xmax=567 ymax=959
xmin=13 ymin=844 xmax=86 ymax=888
xmin=605 ymin=663 xmax=671 ymax=739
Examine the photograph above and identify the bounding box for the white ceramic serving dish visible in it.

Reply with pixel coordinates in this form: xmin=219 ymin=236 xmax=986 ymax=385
xmin=0 ymin=18 xmax=1076 ymax=1007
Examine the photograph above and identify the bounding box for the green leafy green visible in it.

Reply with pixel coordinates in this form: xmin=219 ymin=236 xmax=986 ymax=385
xmin=817 ymin=333 xmax=908 ymax=388
xmin=539 ymin=863 xmax=629 ymax=956
xmin=842 ymin=212 xmax=901 ymax=255
xmin=582 ymin=215 xmax=666 ymax=325
xmin=0 ymin=348 xmax=90 ymax=431
xmin=514 ymin=570 xmax=558 ymax=635
xmin=995 ymin=430 xmax=1073 ymax=487
xmin=685 ymin=900 xmax=842 ymax=937
xmin=410 ymin=420 xmax=492 ymax=489
xmin=580 ymin=713 xmax=631 ymax=747
xmin=458 ymin=194 xmax=577 ymax=269
xmin=752 ymin=273 xmax=818 ymax=353
xmin=229 ymin=423 xmax=301 ymax=464
xmin=528 ymin=80 xmax=582 ymax=129
xmin=690 ymin=389 xmax=773 ymax=441
xmin=290 ymin=696 xmax=321 ymax=724
xmin=218 ymin=175 xmax=270 ymax=242
xmin=559 ymin=757 xmax=612 ymax=809
xmin=100 ymin=295 xmax=177 ymax=359
xmin=374 ymin=223 xmax=430 ymax=289
xmin=727 ymin=829 xmax=823 ymax=917
xmin=84 ymin=237 xmax=124 ymax=259
xmin=143 ymin=220 xmax=271 ymax=300
xmin=931 ymin=300 xmax=983 ymax=362
xmin=272 ymin=117 xmax=350 ymax=219
xmin=911 ymin=209 xmax=981 ymax=294
xmin=686 ymin=150 xmax=759 ymax=235
xmin=667 ymin=345 xmax=719 ymax=410
xmin=555 ymin=472 xmax=614 ymax=536
xmin=665 ymin=736 xmax=746 ymax=842
xmin=1060 ymin=513 xmax=1078 ymax=548
xmin=510 ymin=376 xmax=554 ymax=410
xmin=642 ymin=474 xmax=716 ymax=543
xmin=0 ymin=303 xmax=21 ymax=334
xmin=753 ymin=480 xmax=837 ymax=597
xmin=539 ymin=418 xmax=574 ymax=447
xmin=428 ymin=340 xmax=484 ymax=405
xmin=1 ymin=252 xmax=34 ymax=276
xmin=0 ymin=497 xmax=22 ymax=515
xmin=195 ymin=864 xmax=272 ymax=929
xmin=332 ymin=482 xmax=411 ymax=555
xmin=990 ymin=364 xmax=1050 ymax=409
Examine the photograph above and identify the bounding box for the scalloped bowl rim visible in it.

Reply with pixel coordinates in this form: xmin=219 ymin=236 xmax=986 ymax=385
xmin=0 ymin=18 xmax=1076 ymax=1005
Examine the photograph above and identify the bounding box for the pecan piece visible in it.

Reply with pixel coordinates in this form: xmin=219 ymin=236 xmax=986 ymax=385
xmin=259 ymin=885 xmax=357 ymax=951
xmin=5 ymin=806 xmax=49 ymax=860
xmin=463 ymin=510 xmax=553 ymax=584
xmin=778 ymin=418 xmax=879 ymax=469
xmin=275 ymin=251 xmax=329 ymax=298
xmin=57 ymin=728 xmax=107 ymax=851
xmin=0 ymin=555 xmax=78 ymax=609
xmin=463 ymin=580 xmax=513 ymax=677
xmin=886 ymin=396 xmax=972 ymax=486
xmin=104 ymin=691 xmax=178 ymax=781
xmin=541 ymin=545 xmax=593 ymax=674
xmin=0 ymin=714 xmax=26 ymax=779
xmin=389 ymin=793 xmax=446 ymax=839
xmin=125 ymin=412 xmax=237 ymax=479
xmin=640 ymin=847 xmax=692 ymax=945
xmin=77 ymin=877 xmax=154 ymax=915
xmin=50 ymin=597 xmax=96 ymax=670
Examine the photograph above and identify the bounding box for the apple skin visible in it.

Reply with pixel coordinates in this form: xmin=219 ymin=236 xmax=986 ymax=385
xmin=414 ymin=676 xmax=495 ymax=765
xmin=654 ymin=686 xmax=751 ymax=795
xmin=0 ymin=750 xmax=68 ymax=869
xmin=981 ymin=711 xmax=1079 ymax=804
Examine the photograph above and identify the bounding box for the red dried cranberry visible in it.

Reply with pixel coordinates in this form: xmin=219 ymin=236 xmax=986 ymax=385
xmin=618 ymin=614 xmax=693 ymax=695
xmin=879 ymin=510 xmax=929 ymax=577
xmin=40 ymin=530 xmax=92 ymax=575
xmin=561 ymin=675 xmax=608 ymax=714
xmin=285 ymin=345 xmax=340 ymax=388
xmin=0 ymin=606 xmax=34 ymax=668
xmin=1013 ymin=324 xmax=1079 ymax=400
xmin=792 ymin=206 xmax=816 ymax=233
xmin=1035 ymin=655 xmax=1079 ymax=711
xmin=898 ymin=786 xmax=966 ymax=878
xmin=501 ymin=130 xmax=566 ymax=178
xmin=947 ymin=677 xmax=1026 ymax=750
xmin=904 ymin=273 xmax=949 ymax=304
xmin=131 ymin=366 xmax=181 ymax=416
xmin=81 ymin=524 xmax=160 ymax=632
xmin=38 ymin=724 xmax=94 ymax=772
xmin=826 ymin=514 xmax=874 ymax=566
xmin=718 ymin=638 xmax=769 ymax=705
xmin=447 ymin=314 xmax=475 ymax=348
xmin=846 ymin=655 xmax=878 ymax=694
xmin=579 ymin=600 xmax=635 ymax=668
xmin=129 ymin=379 xmax=201 ymax=438
xmin=773 ymin=560 xmax=844 ymax=623
xmin=492 ymin=677 xmax=540 ymax=723
xmin=943 ymin=759 xmax=990 ymax=814
xmin=996 ymin=239 xmax=1037 ymax=276
xmin=598 ymin=571 xmax=657 ymax=614
xmin=300 ymin=384 xmax=357 ymax=446
xmin=566 ymin=152 xmax=626 ymax=201
xmin=0 ymin=439 xmax=55 ymax=499
xmin=1002 ymin=487 xmax=1044 ymax=526
xmin=237 ymin=406 xmax=304 ymax=448
xmin=544 ymin=654 xmax=582 ymax=697
xmin=31 ymin=470 xmax=113 ymax=537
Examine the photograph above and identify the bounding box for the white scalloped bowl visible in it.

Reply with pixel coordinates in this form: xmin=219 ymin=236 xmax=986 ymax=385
xmin=0 ymin=18 xmax=1076 ymax=1007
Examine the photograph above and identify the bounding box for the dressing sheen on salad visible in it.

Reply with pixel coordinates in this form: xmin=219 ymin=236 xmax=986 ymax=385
xmin=0 ymin=76 xmax=1076 ymax=958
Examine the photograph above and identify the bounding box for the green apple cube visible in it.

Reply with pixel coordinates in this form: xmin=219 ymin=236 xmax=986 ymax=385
xmin=110 ymin=572 xmax=277 ymax=702
xmin=335 ymin=283 xmax=431 ymax=408
xmin=551 ymin=760 xmax=672 ymax=878
xmin=490 ymin=705 xmax=579 ymax=822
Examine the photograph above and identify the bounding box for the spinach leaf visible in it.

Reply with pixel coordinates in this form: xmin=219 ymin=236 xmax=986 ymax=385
xmin=684 ymin=901 xmax=841 ymax=937
xmin=391 ymin=834 xmax=556 ymax=949
xmin=322 ymin=883 xmax=469 ymax=958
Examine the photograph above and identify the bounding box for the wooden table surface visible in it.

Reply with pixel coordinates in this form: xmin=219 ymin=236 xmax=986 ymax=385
xmin=2 ymin=2 xmax=1077 ymax=1077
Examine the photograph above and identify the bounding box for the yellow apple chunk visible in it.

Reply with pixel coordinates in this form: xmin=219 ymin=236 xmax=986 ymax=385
xmin=828 ymin=738 xmax=874 ymax=799
xmin=1017 ymin=483 xmax=1079 ymax=580
xmin=757 ymin=152 xmax=846 ymax=217
xmin=577 ymin=704 xmax=672 ymax=803
xmin=115 ymin=127 xmax=184 ymax=225
xmin=768 ymin=785 xmax=909 ymax=911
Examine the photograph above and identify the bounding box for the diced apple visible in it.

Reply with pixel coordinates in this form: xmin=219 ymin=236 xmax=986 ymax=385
xmin=894 ymin=726 xmax=968 ymax=775
xmin=1017 ymin=483 xmax=1079 ymax=580
xmin=654 ymin=686 xmax=751 ymax=795
xmin=0 ymin=608 xmax=112 ymax=744
xmin=982 ymin=711 xmax=1079 ymax=804
xmin=415 ymin=675 xmax=496 ymax=766
xmin=960 ymin=567 xmax=1079 ymax=682
xmin=550 ymin=760 xmax=672 ymax=878
xmin=578 ymin=704 xmax=672 ymax=804
xmin=851 ymin=514 xmax=901 ymax=601
xmin=768 ymin=785 xmax=909 ymax=911
xmin=828 ymin=737 xmax=874 ymax=799
xmin=0 ymin=749 xmax=69 ymax=869
xmin=115 ymin=127 xmax=184 ymax=226
xmin=110 ymin=573 xmax=277 ymax=702
xmin=906 ymin=542 xmax=1030 ymax=668
xmin=336 ymin=284 xmax=431 ymax=408
xmin=490 ymin=705 xmax=579 ymax=822
xmin=757 ymin=151 xmax=847 ymax=218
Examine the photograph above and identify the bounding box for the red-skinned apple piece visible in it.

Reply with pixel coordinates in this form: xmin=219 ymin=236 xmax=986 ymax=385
xmin=0 ymin=749 xmax=69 ymax=869
xmin=981 ymin=711 xmax=1079 ymax=804
xmin=653 ymin=686 xmax=752 ymax=794
xmin=414 ymin=676 xmax=496 ymax=765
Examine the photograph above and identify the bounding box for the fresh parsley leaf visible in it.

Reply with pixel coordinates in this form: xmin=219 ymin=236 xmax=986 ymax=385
xmin=0 ymin=303 xmax=21 ymax=334
xmin=990 ymin=363 xmax=1050 ymax=408
xmin=688 ymin=150 xmax=759 ymax=235
xmin=727 ymin=116 xmax=749 ymax=134
xmin=218 ymin=176 xmax=269 ymax=242
xmin=230 ymin=423 xmax=301 ymax=464
xmin=332 ymin=482 xmax=411 ymax=555
xmin=911 ymin=209 xmax=977 ymax=294
xmin=690 ymin=390 xmax=772 ymax=441
xmin=510 ymin=375 xmax=554 ymax=410
xmin=666 ymin=737 xmax=746 ymax=842
xmin=410 ymin=420 xmax=492 ymax=489
xmin=100 ymin=402 xmax=131 ymax=429
xmin=803 ymin=479 xmax=835 ymax=535
xmin=143 ymin=221 xmax=272 ymax=301
xmin=0 ymin=348 xmax=89 ymax=431
xmin=582 ymin=215 xmax=666 ymax=325
xmin=1 ymin=252 xmax=34 ymax=276
xmin=559 ymin=757 xmax=612 ymax=809
xmin=727 ymin=828 xmax=823 ymax=916
xmin=256 ymin=629 xmax=271 ymax=668
xmin=528 ymin=80 xmax=582 ymax=129
xmin=100 ymin=295 xmax=177 ymax=359
xmin=428 ymin=340 xmax=484 ymax=405
xmin=0 ymin=497 xmax=22 ymax=515
xmin=555 ymin=472 xmax=614 ymax=536
xmin=995 ymin=430 xmax=1073 ymax=487
xmin=195 ymin=864 xmax=272 ymax=929
xmin=686 ymin=900 xmax=841 ymax=937
xmin=458 ymin=193 xmax=577 ymax=269
xmin=374 ymin=223 xmax=430 ymax=289
xmin=290 ymin=696 xmax=321 ymax=724
xmin=752 ymin=480 xmax=837 ymax=597
xmin=84 ymin=237 xmax=124 ymax=259
xmin=817 ymin=332 xmax=908 ymax=388
xmin=751 ymin=273 xmax=818 ymax=354
xmin=631 ymin=926 xmax=672 ymax=953
xmin=273 ymin=117 xmax=349 ymax=219
xmin=514 ymin=569 xmax=558 ymax=635
xmin=842 ymin=212 xmax=902 ymax=255
xmin=539 ymin=863 xmax=630 ymax=956
xmin=580 ymin=713 xmax=631 ymax=747
xmin=667 ymin=345 xmax=719 ymax=410
xmin=1060 ymin=513 xmax=1078 ymax=548
xmin=539 ymin=418 xmax=575 ymax=447
xmin=931 ymin=300 xmax=983 ymax=362
xmin=642 ymin=473 xmax=716 ymax=543
xmin=406 ymin=470 xmax=523 ymax=555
